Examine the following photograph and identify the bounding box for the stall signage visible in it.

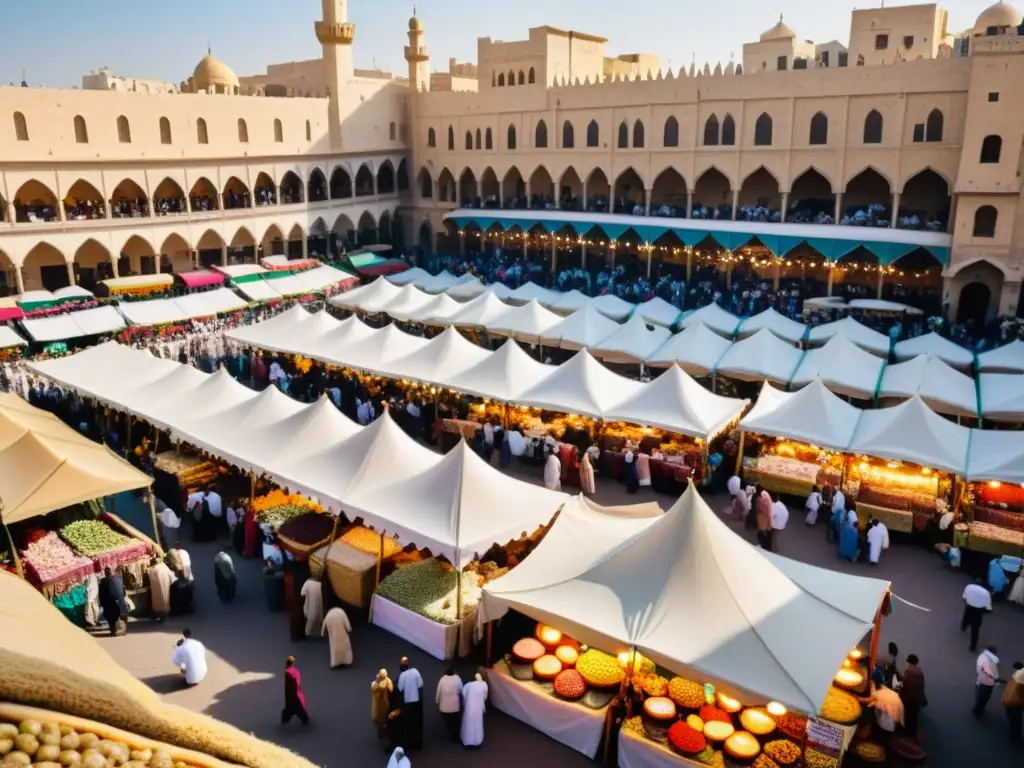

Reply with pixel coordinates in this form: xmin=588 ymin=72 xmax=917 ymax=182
xmin=805 ymin=717 xmax=843 ymax=757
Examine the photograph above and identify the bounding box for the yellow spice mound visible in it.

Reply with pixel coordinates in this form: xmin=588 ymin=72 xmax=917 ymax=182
xmin=0 ymin=572 xmax=317 ymax=768
xmin=575 ymin=649 xmax=625 ymax=688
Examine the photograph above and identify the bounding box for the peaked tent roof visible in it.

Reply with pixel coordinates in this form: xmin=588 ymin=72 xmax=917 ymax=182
xmin=736 ymin=307 xmax=807 ymax=345
xmin=977 ymin=339 xmax=1024 ymax=373
xmin=979 ymin=373 xmax=1024 ymax=422
xmin=507 ymin=281 xmax=562 ymax=307
xmin=635 ymin=297 xmax=684 ymax=328
xmin=790 ymin=334 xmax=886 ymax=400
xmin=381 ymin=284 xmax=434 ymax=322
xmin=447 ymin=291 xmax=513 ymax=328
xmin=320 ymin=324 xmax=430 ymax=376
xmin=714 ymin=328 xmax=804 ymax=384
xmin=847 ymin=395 xmax=970 ymax=474
xmin=0 ymin=394 xmax=152 ymax=524
xmin=679 ymin=303 xmax=742 ymax=337
xmin=329 ymin=277 xmax=400 ymax=312
xmin=550 ymin=289 xmax=592 ymax=314
xmin=893 ymin=332 xmax=974 ymax=369
xmin=379 ymin=325 xmax=491 ymax=384
xmin=486 ymin=299 xmax=562 ymax=342
xmin=445 ymin=277 xmax=489 ymax=301
xmin=878 ymin=353 xmax=978 ymax=418
xmin=227 ymin=304 xmax=313 ymax=351
xmin=604 ymin=365 xmax=748 ymax=439
xmin=483 ymin=485 xmax=890 ymax=714
xmin=518 ymin=349 xmax=643 ymax=419
xmin=417 ymin=270 xmax=478 ymax=294
xmin=590 ymin=312 xmax=673 ymax=364
xmin=405 ymin=292 xmax=465 ymax=325
xmin=441 ymin=338 xmax=556 ymax=401
xmin=589 ymin=293 xmax=635 ymax=321
xmin=344 ymin=440 xmax=567 ymax=568
xmin=740 ymin=380 xmax=862 ymax=452
xmin=386 ymin=266 xmax=431 ymax=286
xmin=538 ymin=303 xmax=621 ymax=350
xmin=966 ymin=429 xmax=1024 ymax=484
xmin=645 ymin=322 xmax=733 ymax=376
xmin=807 ymin=316 xmax=890 ymax=357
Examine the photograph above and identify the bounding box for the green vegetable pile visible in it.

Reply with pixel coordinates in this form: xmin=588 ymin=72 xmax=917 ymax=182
xmin=256 ymin=504 xmax=310 ymax=530
xmin=376 ymin=559 xmax=482 ymax=625
xmin=59 ymin=521 xmax=133 ymax=558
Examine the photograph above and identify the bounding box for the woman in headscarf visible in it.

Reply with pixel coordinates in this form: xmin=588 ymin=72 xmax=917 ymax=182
xmin=98 ymin=566 xmax=128 ymax=636
xmin=839 ymin=513 xmax=860 ymax=562
xmin=213 ymin=549 xmax=237 ymax=602
xmin=372 ymin=669 xmax=394 ymax=743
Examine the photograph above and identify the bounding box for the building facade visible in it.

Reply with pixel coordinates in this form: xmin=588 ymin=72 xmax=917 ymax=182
xmin=1 ymin=1 xmax=1024 ymax=322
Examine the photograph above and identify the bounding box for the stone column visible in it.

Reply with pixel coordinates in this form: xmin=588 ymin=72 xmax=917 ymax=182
xmin=582 ymin=181 xmax=588 ymax=211
xmin=999 ymin=280 xmax=1021 ymax=317
xmin=6 ymin=201 xmax=15 ymax=224
xmin=890 ymin=193 xmax=901 ymax=228
xmin=731 ymin=190 xmax=739 ymax=220
xmin=66 ymin=262 xmax=76 ymax=287
xmin=104 ymin=201 xmax=112 ymax=219
xmin=58 ymin=199 xmax=67 ymax=222
xmin=550 ymin=238 xmax=557 ymax=271
xmin=220 ymin=245 xmax=228 ymax=267
xmin=826 ymin=264 xmax=834 ymax=296
xmin=780 ymin=192 xmax=789 ymax=223
xmin=644 ymin=189 xmax=652 ymax=216
xmin=876 ymin=267 xmax=885 ymax=299
xmin=686 ymin=247 xmax=693 ymax=282
xmin=686 ymin=191 xmax=694 ymax=219
xmin=110 ymin=256 xmax=119 ymax=278
xmin=834 ymin=193 xmax=843 ymax=224
xmin=14 ymin=265 xmax=25 ymax=294
xmin=773 ymin=260 xmax=781 ymax=291
xmin=301 ymin=236 xmax=309 ymax=260
xmin=581 ymin=240 xmax=587 ymax=269
xmin=646 ymin=243 xmax=652 ymax=278
xmin=459 ymin=232 xmax=466 ymax=257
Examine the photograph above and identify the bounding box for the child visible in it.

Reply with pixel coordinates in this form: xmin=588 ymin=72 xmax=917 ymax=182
xmin=805 ymin=484 xmax=822 ymax=525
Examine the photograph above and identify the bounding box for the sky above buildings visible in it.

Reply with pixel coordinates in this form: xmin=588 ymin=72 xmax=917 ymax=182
xmin=0 ymin=0 xmax=1001 ymax=88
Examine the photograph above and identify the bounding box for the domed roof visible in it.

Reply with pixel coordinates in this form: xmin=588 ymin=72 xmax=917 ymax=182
xmin=975 ymin=1 xmax=1021 ymax=30
xmin=760 ymin=14 xmax=797 ymax=42
xmin=408 ymin=14 xmax=423 ymax=31
xmin=192 ymin=51 xmax=238 ymax=91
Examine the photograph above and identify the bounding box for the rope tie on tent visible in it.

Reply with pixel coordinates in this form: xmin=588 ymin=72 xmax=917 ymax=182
xmin=890 ymin=593 xmax=931 ymax=612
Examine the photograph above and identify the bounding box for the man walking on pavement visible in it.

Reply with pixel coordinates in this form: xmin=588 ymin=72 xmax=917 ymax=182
xmin=973 ymin=646 xmax=1001 ymax=717
xmin=961 ymin=579 xmax=993 ymax=652
xmin=396 ymin=657 xmax=424 ymax=751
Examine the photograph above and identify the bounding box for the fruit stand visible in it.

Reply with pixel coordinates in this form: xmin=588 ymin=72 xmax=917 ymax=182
xmin=956 ymin=482 xmax=1024 ymax=557
xmin=740 ymin=439 xmax=843 ymax=499
xmin=844 ymin=458 xmax=951 ymax=534
xmin=151 ymin=452 xmax=221 ymax=516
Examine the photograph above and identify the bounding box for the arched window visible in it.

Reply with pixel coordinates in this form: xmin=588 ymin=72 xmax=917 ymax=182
xmin=507 ymin=124 xmax=517 ymax=150
xmin=518 ymin=71 xmax=525 ymax=85
xmin=980 ymin=134 xmax=1002 ymax=163
xmin=116 ymin=115 xmax=131 ymax=143
xmin=722 ymin=114 xmax=736 ymax=146
xmin=754 ymin=113 xmax=772 ymax=146
xmin=618 ymin=121 xmax=629 ymax=149
xmin=13 ymin=111 xmax=28 ymax=141
xmin=465 ymin=130 xmax=473 ymax=150
xmin=633 ymin=120 xmax=645 ymax=148
xmin=809 ymin=112 xmax=828 ymax=145
xmin=528 ymin=67 xmax=536 ymax=84
xmin=498 ymin=73 xmax=505 ymax=86
xmin=508 ymin=70 xmax=514 ymax=86
xmin=703 ymin=114 xmax=719 ymax=146
xmin=535 ymin=120 xmax=548 ymax=148
xmin=389 ymin=121 xmax=397 ymax=141
xmin=74 ymin=115 xmax=88 ymax=144
xmin=562 ymin=120 xmax=574 ymax=148
xmin=428 ymin=127 xmax=436 ymax=148
xmin=925 ymin=109 xmax=943 ymax=143
xmin=973 ymin=205 xmax=998 ymax=237
xmin=196 ymin=118 xmax=208 ymax=144
xmin=159 ymin=116 xmax=172 ymax=145
xmin=663 ymin=116 xmax=679 ymax=148
xmin=306 ymin=120 xmax=312 ymax=142
xmin=475 ymin=128 xmax=482 ymax=149
xmin=485 ymin=128 xmax=493 ymax=150
xmin=448 ymin=125 xmax=455 ymax=150
xmin=238 ymin=118 xmax=249 ymax=143
xmin=274 ymin=119 xmax=283 ymax=143
xmin=587 ymin=120 xmax=599 ymax=148
xmin=863 ymin=110 xmax=883 ymax=144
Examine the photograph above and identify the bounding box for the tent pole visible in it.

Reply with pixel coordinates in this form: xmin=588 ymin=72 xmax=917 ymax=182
xmin=153 ymin=426 xmax=159 ymax=454
xmin=2 ymin=517 xmax=23 ymax=579
xmin=454 ymin=565 xmax=464 ymax=659
xmin=733 ymin=431 xmax=745 ymax=477
xmin=249 ymin=472 xmax=256 ymax=503
xmin=148 ymin=492 xmax=163 ymax=553
xmin=375 ymin=530 xmax=384 ymax=588
xmin=867 ymin=602 xmax=884 ymax=677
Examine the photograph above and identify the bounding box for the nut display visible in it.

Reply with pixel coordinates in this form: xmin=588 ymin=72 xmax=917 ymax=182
xmin=666 ymin=722 xmax=706 ymax=755
xmin=575 ymin=649 xmax=625 ymax=688
xmin=622 ymin=716 xmax=644 ymax=735
xmin=724 ymin=731 xmax=762 ymax=761
xmin=667 ymin=677 xmax=705 ymax=709
xmin=512 ymin=638 xmax=546 ymax=664
xmin=853 ymin=742 xmax=887 ymax=763
xmin=775 ymin=711 xmax=808 ymax=740
xmin=804 ymin=747 xmax=840 ymax=768
xmin=753 ymin=755 xmax=781 ymax=768
xmin=532 ymin=655 xmax=562 ymax=681
xmin=641 ymin=675 xmax=669 ymax=697
xmin=553 ymin=670 xmax=586 ymax=700
xmin=764 ymin=739 xmax=802 ymax=765
xmin=819 ymin=686 xmax=862 ymax=725
xmin=740 ymin=708 xmax=777 ymax=736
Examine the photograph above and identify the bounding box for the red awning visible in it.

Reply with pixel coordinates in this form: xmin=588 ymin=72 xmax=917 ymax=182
xmin=0 ymin=307 xmax=25 ymax=322
xmin=176 ymin=270 xmax=225 ymax=289
xmin=352 ymin=261 xmax=411 ymax=277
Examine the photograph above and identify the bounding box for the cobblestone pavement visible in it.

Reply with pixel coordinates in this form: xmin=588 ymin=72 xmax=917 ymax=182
xmin=100 ymin=467 xmax=1024 ymax=768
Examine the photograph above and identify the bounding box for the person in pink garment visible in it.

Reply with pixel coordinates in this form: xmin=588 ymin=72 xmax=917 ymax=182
xmin=281 ymin=656 xmax=309 ymax=726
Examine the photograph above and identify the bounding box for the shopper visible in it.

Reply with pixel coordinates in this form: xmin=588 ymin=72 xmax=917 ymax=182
xmin=755 ymin=486 xmax=773 ymax=551
xmin=900 ymin=654 xmax=926 ymax=740
xmin=974 ymin=646 xmax=1001 ymax=717
xmin=171 ymin=628 xmax=207 ymax=687
xmin=1002 ymin=661 xmax=1024 ymax=742
xmin=435 ymin=668 xmax=463 ymax=742
xmin=396 ymin=657 xmax=424 ymax=750
xmin=805 ymin=484 xmax=822 ymax=525
xmin=962 ymin=579 xmax=994 ymax=652
xmin=281 ymin=656 xmax=310 ymax=725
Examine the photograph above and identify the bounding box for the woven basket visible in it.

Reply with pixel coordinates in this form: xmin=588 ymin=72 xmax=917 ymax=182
xmin=311 ymin=541 xmax=377 ymax=609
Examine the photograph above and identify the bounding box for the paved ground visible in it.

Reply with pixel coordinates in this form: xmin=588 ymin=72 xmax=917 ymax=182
xmin=101 ymin=467 xmax=1024 ymax=768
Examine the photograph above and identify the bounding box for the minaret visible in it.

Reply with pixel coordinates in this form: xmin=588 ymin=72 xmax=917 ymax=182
xmin=316 ymin=0 xmax=355 ymax=148
xmin=405 ymin=7 xmax=430 ymax=92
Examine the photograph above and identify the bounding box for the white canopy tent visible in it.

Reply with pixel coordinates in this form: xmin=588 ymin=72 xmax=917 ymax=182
xmin=378 ymin=326 xmax=491 ymax=384
xmin=848 ymin=299 xmax=922 ymax=315
xmin=893 ymin=332 xmax=974 ymax=370
xmin=589 ymin=312 xmax=672 ymax=364
xmin=482 ymin=485 xmax=890 ymax=714
xmin=0 ymin=326 xmax=26 ymax=348
xmin=518 ymin=349 xmax=643 ymax=420
xmin=678 ymin=303 xmax=741 ymax=337
xmin=714 ymin=328 xmax=803 ymax=384
xmin=736 ymin=308 xmax=807 ymax=345
xmin=979 ymin=373 xmax=1024 ymax=422
xmin=445 ymin=277 xmax=492 ymax=301
xmin=977 ymin=339 xmax=1024 ymax=374
xmin=847 ymin=395 xmax=970 ymax=475
xmin=966 ymin=430 xmax=1024 ymax=485
xmin=227 ymin=305 xmax=318 ymax=354
xmin=603 ymin=366 xmax=748 ymax=440
xmin=538 ymin=303 xmax=621 ymax=351
xmin=344 ymin=441 xmax=567 ymax=569
xmin=174 ymin=287 xmax=248 ymax=317
xmin=486 ymin=299 xmax=562 ymax=343
xmin=645 ymin=322 xmax=732 ymax=377
xmin=740 ymin=380 xmax=862 ymax=453
xmin=20 ymin=306 xmax=125 ymax=342
xmin=329 ymin=278 xmax=400 ymax=312
xmin=406 ymin=293 xmax=465 ymax=325
xmin=53 ymin=285 xmax=95 ymax=301
xmin=807 ymin=317 xmax=890 ymax=357
xmin=550 ymin=289 xmax=592 ymax=315
xmin=878 ymin=354 xmax=979 ymax=418
xmin=507 ymin=281 xmax=562 ymax=308
xmin=271 ymin=266 xmax=352 ymax=297
xmin=634 ymin=297 xmax=683 ymax=328
xmin=380 ymin=284 xmax=434 ymax=322
xmin=417 ymin=271 xmax=477 ymax=294
xmin=441 ymin=339 xmax=556 ymax=401
xmin=233 ymin=279 xmax=282 ymax=303
xmin=790 ymin=335 xmax=885 ymax=400
xmin=589 ymin=294 xmax=635 ymax=322
xmin=320 ymin=324 xmax=431 ymax=376
xmin=446 ymin=291 xmax=513 ymax=328
xmin=387 ymin=267 xmax=431 ymax=287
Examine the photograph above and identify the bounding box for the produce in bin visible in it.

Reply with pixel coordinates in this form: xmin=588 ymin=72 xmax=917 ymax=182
xmin=575 ymin=649 xmax=625 ymax=688
xmin=739 ymin=707 xmax=777 ymax=736
xmin=340 ymin=526 xmax=402 ymax=558
xmin=532 ymin=655 xmax=562 ymax=681
xmin=702 ymin=720 xmax=735 ymax=743
xmin=667 ymin=676 xmax=705 ymax=709
xmin=818 ymin=686 xmax=862 ymax=725
xmin=511 ymin=638 xmax=545 ymax=664
xmin=21 ymin=533 xmax=93 ymax=586
xmin=666 ymin=721 xmax=706 ymax=755
xmin=723 ymin=730 xmax=761 ymax=761
xmin=59 ymin=521 xmax=134 ymax=558
xmin=554 ymin=645 xmax=578 ymax=667
xmin=764 ymin=739 xmax=802 ymax=765
xmin=275 ymin=513 xmax=335 ymax=556
xmin=252 ymin=491 xmax=323 ymax=530
xmin=375 ymin=559 xmax=482 ymax=624
xmin=553 ymin=669 xmax=586 ymax=700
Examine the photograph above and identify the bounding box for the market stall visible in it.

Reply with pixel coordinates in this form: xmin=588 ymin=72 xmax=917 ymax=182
xmin=379 ymin=283 xmax=433 ymax=322
xmin=507 ymin=281 xmax=562 ymax=308
xmin=590 ymin=293 xmax=636 ymax=322
xmin=95 ymin=274 xmax=175 ymax=300
xmin=590 ymin=313 xmax=672 ymax=365
xmin=977 ymin=339 xmax=1024 ymax=374
xmin=979 ymin=373 xmax=1024 ymax=423
xmin=0 ymin=325 xmax=27 ymax=358
xmin=448 ymin=281 xmax=513 ymax=301
xmin=714 ymin=329 xmax=804 ymax=387
xmin=386 ymin=266 xmax=431 ymax=287
xmin=634 ymin=297 xmax=684 ymax=328
xmin=877 ymin=353 xmax=979 ymax=418
xmin=789 ymin=335 xmax=885 ymax=401
xmin=175 ymin=269 xmax=225 ymax=291
xmin=677 ymin=303 xmax=740 ymax=338
xmin=806 ymin=317 xmax=890 ymax=357
xmin=893 ymin=331 xmax=974 ymax=370
xmin=962 ymin=431 xmax=1024 ymax=556
xmin=486 ymin=299 xmax=562 ymax=344
xmin=735 ymin=307 xmax=808 ymax=345
xmin=539 ymin=303 xmax=621 ymax=351
xmin=446 ymin=291 xmax=514 ymax=330
xmin=550 ymin=289 xmax=591 ymax=315
xmin=645 ymin=323 xmax=732 ymax=378
xmin=20 ymin=305 xmax=125 ymax=343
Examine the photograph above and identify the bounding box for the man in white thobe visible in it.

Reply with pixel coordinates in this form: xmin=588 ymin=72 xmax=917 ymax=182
xmin=397 ymin=657 xmax=424 ymax=750
xmin=321 ymin=606 xmax=353 ymax=668
xmin=460 ymin=673 xmax=488 ymax=748
xmin=866 ymin=520 xmax=888 ymax=565
xmin=771 ymin=500 xmax=789 ymax=553
xmin=300 ymin=578 xmax=324 ymax=637
xmin=171 ymin=629 xmax=207 ymax=687
xmin=386 ymin=747 xmax=411 ymax=768
xmin=436 ymin=668 xmax=463 ymax=741
xmin=543 ymin=450 xmax=561 ymax=491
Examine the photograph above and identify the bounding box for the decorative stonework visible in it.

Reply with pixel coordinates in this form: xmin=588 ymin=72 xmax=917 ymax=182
xmin=405 ymin=45 xmax=428 ymax=63
xmin=315 ymin=21 xmax=355 ymax=46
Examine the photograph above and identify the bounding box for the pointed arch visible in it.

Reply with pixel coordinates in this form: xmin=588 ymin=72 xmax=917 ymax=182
xmin=587 ymin=120 xmax=600 ymax=148
xmin=109 ymin=178 xmax=149 ymax=218
xmin=507 ymin=124 xmax=517 ymax=150
xmin=397 ymin=159 xmax=409 ymax=193
xmin=562 ymin=120 xmax=575 ymax=149
xmin=502 ymin=166 xmax=525 ymax=205
xmin=437 ymin=168 xmax=456 ymax=203
xmin=485 ymin=127 xmax=493 ymax=150
xmin=559 ymin=166 xmax=583 ymax=209
xmin=663 ymin=116 xmax=679 ymax=148
xmin=973 ymin=205 xmax=998 ymax=238
xmin=252 ymin=171 xmax=275 ymax=206
xmin=475 ymin=128 xmax=482 ymax=150
xmin=529 ymin=166 xmax=554 ymax=204
xmin=74 ymin=115 xmax=89 ymax=144
xmin=287 ymin=223 xmax=305 ymax=243
xmin=650 ymin=168 xmax=687 ymax=215
xmin=738 ymin=166 xmax=781 ymax=218
xmin=188 ymin=177 xmax=219 ymax=211
xmin=23 ymin=243 xmax=68 ymax=291
xmin=980 ymin=134 xmax=1002 ymax=164
xmin=418 ymin=167 xmax=433 ymax=199
xmin=458 ymin=168 xmax=478 ymax=205
xmin=721 ymin=114 xmax=736 ymax=146
xmin=152 ymin=177 xmax=186 ymax=215
xmin=222 ymin=176 xmax=250 ymax=209
xmin=465 ymin=130 xmax=473 ymax=150
xmin=75 ymin=239 xmax=113 ymax=282
xmin=280 ymin=170 xmax=303 ymax=204
xmin=863 ymin=109 xmax=883 ymax=144
xmin=898 ymin=168 xmax=950 ymax=231
xmin=64 ymin=179 xmax=105 ymax=219
xmin=754 ymin=113 xmax=773 ymax=146
xmin=274 ymin=118 xmax=284 ymax=143
xmin=613 ymin=167 xmax=645 ymax=212
xmin=330 ymin=166 xmax=353 ymax=198
xmin=633 ymin=120 xmax=645 ymax=149
xmin=116 ymin=115 xmax=131 ymax=143
xmin=535 ymin=119 xmax=548 ymax=149
xmin=309 ymin=217 xmax=328 ymax=237
xmin=12 ymin=179 xmax=58 ymax=222
xmin=518 ymin=71 xmax=525 ymax=85
xmin=230 ymin=226 xmax=256 ymax=249
xmin=528 ymin=67 xmax=536 ymax=84
xmin=195 ymin=228 xmax=224 ymax=252
xmin=809 ymin=112 xmax=828 ymax=145
xmin=376 ymin=161 xmax=396 ymax=195
xmin=160 ymin=232 xmax=191 ymax=255
xmin=355 ymin=164 xmax=375 ymax=196
xmin=427 ymin=126 xmax=437 ymax=147
xmin=237 ymin=118 xmax=249 ymax=143
xmin=925 ymin=109 xmax=943 ymax=143
xmin=703 ymin=114 xmax=719 ymax=146
xmin=481 ymin=167 xmax=499 ymax=201
xmin=693 ymin=166 xmax=732 ymax=217
xmin=196 ymin=117 xmax=208 ymax=144
xmin=357 ymin=211 xmax=378 ymax=246
xmin=498 ymin=72 xmax=505 ymax=87
xmin=308 ymin=168 xmax=328 ymax=202
xmin=419 ymin=220 xmax=434 ymax=253
xmin=618 ymin=121 xmax=629 ymax=149
xmin=789 ymin=168 xmax=835 ymax=224
xmin=333 ymin=213 xmax=356 ymax=239
xmin=13 ymin=111 xmax=28 ymax=142
xmin=585 ymin=167 xmax=611 ymax=209
xmin=842 ymin=167 xmax=892 ymax=223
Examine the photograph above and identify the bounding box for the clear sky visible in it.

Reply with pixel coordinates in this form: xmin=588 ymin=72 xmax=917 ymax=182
xmin=0 ymin=0 xmax=999 ymax=88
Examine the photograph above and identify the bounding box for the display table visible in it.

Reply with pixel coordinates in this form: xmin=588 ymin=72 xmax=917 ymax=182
xmin=487 ymin=660 xmax=608 ymax=758
xmin=369 ymin=594 xmax=476 ymax=660
xmin=856 ymin=502 xmax=915 ymax=534
xmin=619 ymin=728 xmax=700 ymax=768
xmin=966 ymin=522 xmax=1024 ymax=557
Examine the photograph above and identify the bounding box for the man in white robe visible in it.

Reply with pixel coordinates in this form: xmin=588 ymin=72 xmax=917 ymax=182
xmin=148 ymin=556 xmax=175 ymax=621
xmin=321 ymin=606 xmax=353 ymax=667
xmin=543 ymin=450 xmax=561 ymax=491
xmin=866 ymin=520 xmax=888 ymax=565
xmin=300 ymin=578 xmax=324 ymax=637
xmin=460 ymin=673 xmax=488 ymax=748
xmin=579 ymin=451 xmax=596 ymax=495
xmin=386 ymin=747 xmax=411 ymax=768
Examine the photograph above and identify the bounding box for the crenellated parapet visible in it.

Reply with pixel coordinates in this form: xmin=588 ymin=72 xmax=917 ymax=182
xmin=315 ymin=21 xmax=355 ymax=46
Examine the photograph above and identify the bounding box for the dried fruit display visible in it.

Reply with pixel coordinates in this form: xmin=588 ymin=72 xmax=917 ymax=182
xmin=699 ymin=705 xmax=730 ymax=724
xmin=622 ymin=716 xmax=644 ymax=735
xmin=627 ymin=653 xmax=656 ymax=677
xmin=535 ymin=624 xmax=562 ymax=647
xmin=553 ymin=669 xmax=586 ymax=700
xmin=740 ymin=707 xmax=777 ymax=736
xmin=642 ymin=697 xmax=677 ymax=721
xmin=724 ymin=731 xmax=762 ymax=761
xmin=668 ymin=677 xmax=706 ymax=709
xmin=339 ymin=527 xmax=402 ymax=558
xmin=819 ymin=686 xmax=862 ymax=725
xmin=511 ymin=638 xmax=545 ymax=663
xmin=853 ymin=741 xmax=886 ymax=763
xmin=753 ymin=755 xmax=781 ymax=768
xmin=715 ymin=692 xmax=743 ymax=713
xmin=686 ymin=715 xmax=705 ymax=732
xmin=532 ymin=655 xmax=562 ymax=681
xmin=804 ymin=747 xmax=839 ymax=768
xmin=555 ymin=646 xmax=578 ymax=667
xmin=776 ymin=711 xmax=808 ymax=740
xmin=666 ymin=722 xmax=706 ymax=755
xmin=276 ymin=513 xmax=335 ymax=548
xmin=375 ymin=559 xmax=482 ymax=624
xmin=576 ymin=649 xmax=625 ymax=688
xmin=833 ymin=666 xmax=865 ymax=690
xmin=764 ymin=739 xmax=801 ymax=765
xmin=21 ymin=533 xmax=93 ymax=586
xmin=641 ymin=675 xmax=669 ymax=697
xmin=702 ymin=720 xmax=735 ymax=743
xmin=59 ymin=521 xmax=133 ymax=558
